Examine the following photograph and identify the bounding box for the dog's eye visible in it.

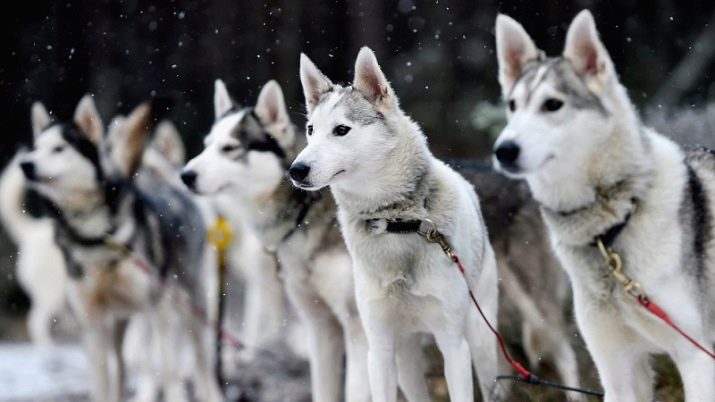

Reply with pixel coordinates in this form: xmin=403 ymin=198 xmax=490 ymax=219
xmin=508 ymin=100 xmax=516 ymax=112
xmin=221 ymin=144 xmax=239 ymax=153
xmin=542 ymin=98 xmax=564 ymax=112
xmin=333 ymin=125 xmax=351 ymax=137
xmin=307 ymin=125 xmax=313 ymax=136
xmin=52 ymin=145 xmax=65 ymax=154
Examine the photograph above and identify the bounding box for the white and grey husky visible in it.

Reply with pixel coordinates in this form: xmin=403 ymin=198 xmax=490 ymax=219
xmin=292 ymin=47 xmax=501 ymax=402
xmin=493 ymin=10 xmax=715 ymax=402
xmin=20 ymin=97 xmax=222 ymax=402
xmin=0 ymin=120 xmax=185 ymax=354
xmin=182 ymin=79 xmax=377 ymax=402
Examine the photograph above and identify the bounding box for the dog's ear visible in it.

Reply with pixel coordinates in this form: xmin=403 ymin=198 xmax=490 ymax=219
xmin=300 ymin=53 xmax=334 ymax=113
xmin=563 ymin=10 xmax=614 ymax=93
xmin=495 ymin=14 xmax=540 ymax=97
xmin=255 ymin=80 xmax=294 ymax=146
xmin=115 ymin=102 xmax=152 ymax=177
xmin=353 ymin=47 xmax=396 ymax=112
xmin=73 ymin=95 xmax=103 ymax=144
xmin=31 ymin=102 xmax=52 ymax=138
xmin=256 ymin=80 xmax=289 ymax=128
xmin=151 ymin=120 xmax=185 ymax=167
xmin=214 ymin=79 xmax=234 ymax=120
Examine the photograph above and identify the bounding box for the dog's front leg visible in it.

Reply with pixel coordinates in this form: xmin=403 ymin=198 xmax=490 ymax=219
xmin=360 ymin=301 xmax=399 ymax=402
xmin=84 ymin=318 xmax=114 ymax=402
xmin=433 ymin=328 xmax=474 ymax=402
xmin=110 ymin=318 xmax=129 ymax=401
xmin=395 ymin=333 xmax=430 ymax=402
xmin=367 ymin=332 xmax=398 ymax=402
xmin=240 ymin=246 xmax=284 ymax=353
xmin=672 ymin=344 xmax=715 ymax=401
xmin=287 ymin=281 xmax=344 ymax=402
xmin=575 ymin=297 xmax=653 ymax=402
xmin=342 ymin=315 xmax=371 ymax=402
xmin=155 ymin=296 xmax=191 ymax=402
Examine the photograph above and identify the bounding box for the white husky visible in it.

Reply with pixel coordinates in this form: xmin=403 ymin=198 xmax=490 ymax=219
xmin=493 ymin=10 xmax=715 ymax=402
xmin=292 ymin=47 xmax=501 ymax=402
xmin=183 ymin=79 xmax=373 ymax=402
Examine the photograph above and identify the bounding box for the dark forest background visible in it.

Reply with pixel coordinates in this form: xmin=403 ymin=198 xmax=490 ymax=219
xmin=0 ymin=3 xmax=712 ymax=397
xmin=1 ymin=0 xmax=714 ymax=163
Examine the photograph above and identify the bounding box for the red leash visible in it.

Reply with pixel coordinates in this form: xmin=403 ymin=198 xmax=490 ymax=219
xmin=595 ymin=238 xmax=715 ymax=360
xmin=637 ymin=295 xmax=715 ymax=359
xmin=451 ymin=254 xmax=533 ymax=380
xmin=452 ymin=253 xmax=604 ymax=398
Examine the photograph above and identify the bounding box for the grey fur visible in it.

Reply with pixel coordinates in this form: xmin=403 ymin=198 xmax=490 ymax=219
xmin=510 ymin=57 xmax=608 ymax=115
xmin=334 ymin=87 xmax=384 ymax=126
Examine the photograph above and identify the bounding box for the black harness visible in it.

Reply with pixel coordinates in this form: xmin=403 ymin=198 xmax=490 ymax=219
xmin=591 ymin=201 xmax=637 ymax=248
xmin=280 ymin=190 xmax=322 ymax=242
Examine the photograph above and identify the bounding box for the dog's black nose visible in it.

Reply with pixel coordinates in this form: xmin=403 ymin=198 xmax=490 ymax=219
xmin=289 ymin=163 xmax=311 ymax=182
xmin=494 ymin=141 xmax=520 ymax=165
xmin=180 ymin=170 xmax=197 ymax=189
xmin=19 ymin=161 xmax=36 ymax=181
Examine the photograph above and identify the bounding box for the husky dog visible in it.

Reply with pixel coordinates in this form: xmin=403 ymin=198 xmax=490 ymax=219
xmin=493 ymin=10 xmax=715 ymax=402
xmin=183 ymin=79 xmax=381 ymax=402
xmin=292 ymin=48 xmax=500 ymax=402
xmin=454 ymin=160 xmax=584 ymax=401
xmin=0 ymin=151 xmax=68 ymax=350
xmin=0 ymin=120 xmax=185 ymax=355
xmin=20 ymin=97 xmax=222 ymax=402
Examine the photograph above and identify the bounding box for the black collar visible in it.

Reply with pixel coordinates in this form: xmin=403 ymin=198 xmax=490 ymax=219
xmin=366 ymin=218 xmax=424 ymax=234
xmin=591 ymin=211 xmax=633 ymax=248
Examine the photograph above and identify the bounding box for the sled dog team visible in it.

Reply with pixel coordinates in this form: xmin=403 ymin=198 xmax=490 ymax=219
xmin=4 ymin=10 xmax=713 ymax=402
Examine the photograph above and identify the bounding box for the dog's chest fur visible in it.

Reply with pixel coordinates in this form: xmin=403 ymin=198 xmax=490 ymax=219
xmin=545 ymin=134 xmax=715 ymax=344
xmin=73 ymin=258 xmax=155 ymax=316
xmin=334 ymin=161 xmax=482 ymax=302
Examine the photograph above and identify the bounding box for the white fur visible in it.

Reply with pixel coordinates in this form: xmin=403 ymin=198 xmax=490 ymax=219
xmin=183 ymin=81 xmax=286 ymax=354
xmin=494 ymin=10 xmax=715 ymax=402
xmin=0 ymin=151 xmax=68 ymax=351
xmin=184 ymin=79 xmax=374 ymax=402
xmin=295 ymin=47 xmax=501 ymax=402
xmin=22 ymin=98 xmax=223 ymax=402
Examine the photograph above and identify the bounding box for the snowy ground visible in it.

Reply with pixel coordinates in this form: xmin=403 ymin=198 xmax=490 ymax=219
xmin=0 ymin=343 xmax=89 ymax=402
xmin=0 ymin=341 xmax=311 ymax=402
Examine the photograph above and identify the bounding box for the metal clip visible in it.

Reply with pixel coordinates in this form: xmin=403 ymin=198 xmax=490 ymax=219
xmin=595 ymin=238 xmax=643 ymax=299
xmin=418 ymin=218 xmax=454 ymax=259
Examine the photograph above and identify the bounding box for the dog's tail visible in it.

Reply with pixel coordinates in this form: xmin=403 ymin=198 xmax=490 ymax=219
xmin=0 ymin=151 xmax=36 ymax=243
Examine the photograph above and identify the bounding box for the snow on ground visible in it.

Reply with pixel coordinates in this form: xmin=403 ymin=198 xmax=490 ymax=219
xmin=0 ymin=341 xmax=312 ymax=402
xmin=0 ymin=343 xmax=89 ymax=402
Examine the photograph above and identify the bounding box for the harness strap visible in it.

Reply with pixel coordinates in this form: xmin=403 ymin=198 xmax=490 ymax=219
xmin=280 ymin=191 xmax=322 ymax=242
xmin=591 ymin=213 xmax=631 ymax=248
